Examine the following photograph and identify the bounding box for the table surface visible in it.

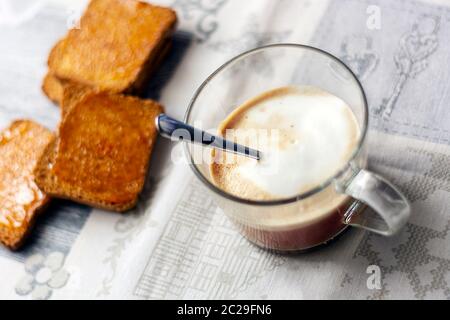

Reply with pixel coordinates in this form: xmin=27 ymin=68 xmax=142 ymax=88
xmin=1 ymin=0 xmax=450 ymax=300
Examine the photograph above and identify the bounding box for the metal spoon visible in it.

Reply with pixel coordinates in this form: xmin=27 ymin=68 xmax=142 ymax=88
xmin=155 ymin=113 xmax=262 ymax=160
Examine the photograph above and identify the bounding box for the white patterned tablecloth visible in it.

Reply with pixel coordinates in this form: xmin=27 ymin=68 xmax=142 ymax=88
xmin=0 ymin=0 xmax=450 ymax=300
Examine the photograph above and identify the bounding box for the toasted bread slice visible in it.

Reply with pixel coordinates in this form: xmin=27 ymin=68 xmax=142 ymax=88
xmin=60 ymin=81 xmax=93 ymax=118
xmin=43 ymin=39 xmax=171 ymax=105
xmin=42 ymin=73 xmax=65 ymax=105
xmin=0 ymin=120 xmax=54 ymax=250
xmin=42 ymin=72 xmax=95 ymax=117
xmin=48 ymin=0 xmax=177 ymax=94
xmin=35 ymin=92 xmax=163 ymax=212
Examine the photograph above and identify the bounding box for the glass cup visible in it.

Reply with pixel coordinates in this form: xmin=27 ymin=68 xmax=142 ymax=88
xmin=184 ymin=44 xmax=410 ymax=252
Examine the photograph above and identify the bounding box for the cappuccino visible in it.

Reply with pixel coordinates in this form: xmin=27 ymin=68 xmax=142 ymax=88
xmin=211 ymin=86 xmax=360 ymax=202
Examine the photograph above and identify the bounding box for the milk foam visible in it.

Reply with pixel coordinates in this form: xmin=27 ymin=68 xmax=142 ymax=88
xmin=210 ymin=86 xmax=360 ymax=201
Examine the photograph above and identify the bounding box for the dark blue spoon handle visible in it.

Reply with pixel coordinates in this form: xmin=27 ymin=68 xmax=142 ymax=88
xmin=155 ymin=113 xmax=261 ymax=160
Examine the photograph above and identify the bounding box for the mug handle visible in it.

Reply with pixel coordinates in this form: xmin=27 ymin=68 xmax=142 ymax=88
xmin=340 ymin=169 xmax=411 ymax=236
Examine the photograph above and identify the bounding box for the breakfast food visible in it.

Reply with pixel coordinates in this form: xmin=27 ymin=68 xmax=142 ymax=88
xmin=46 ymin=0 xmax=177 ymax=97
xmin=0 ymin=120 xmax=54 ymax=249
xmin=211 ymin=86 xmax=360 ymax=201
xmin=60 ymin=82 xmax=93 ymax=118
xmin=42 ymin=73 xmax=65 ymax=105
xmin=0 ymin=0 xmax=175 ymax=250
xmin=35 ymin=92 xmax=163 ymax=212
xmin=209 ymin=86 xmax=362 ymax=251
xmin=42 ymin=73 xmax=92 ymax=117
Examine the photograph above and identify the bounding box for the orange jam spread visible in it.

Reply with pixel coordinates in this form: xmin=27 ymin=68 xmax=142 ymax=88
xmin=52 ymin=93 xmax=162 ymax=204
xmin=0 ymin=121 xmax=53 ymax=232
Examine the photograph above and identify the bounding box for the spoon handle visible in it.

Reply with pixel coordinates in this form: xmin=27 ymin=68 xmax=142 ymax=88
xmin=155 ymin=113 xmax=261 ymax=160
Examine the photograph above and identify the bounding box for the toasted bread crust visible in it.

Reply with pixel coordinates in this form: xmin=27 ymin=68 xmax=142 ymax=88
xmin=60 ymin=81 xmax=94 ymax=118
xmin=48 ymin=0 xmax=177 ymax=93
xmin=35 ymin=92 xmax=163 ymax=212
xmin=42 ymin=73 xmax=65 ymax=105
xmin=126 ymin=38 xmax=172 ymax=96
xmin=42 ymin=73 xmax=91 ymax=108
xmin=0 ymin=120 xmax=54 ymax=249
xmin=34 ymin=138 xmax=137 ymax=212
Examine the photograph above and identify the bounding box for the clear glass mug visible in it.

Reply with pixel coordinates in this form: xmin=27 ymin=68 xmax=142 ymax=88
xmin=184 ymin=44 xmax=410 ymax=252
